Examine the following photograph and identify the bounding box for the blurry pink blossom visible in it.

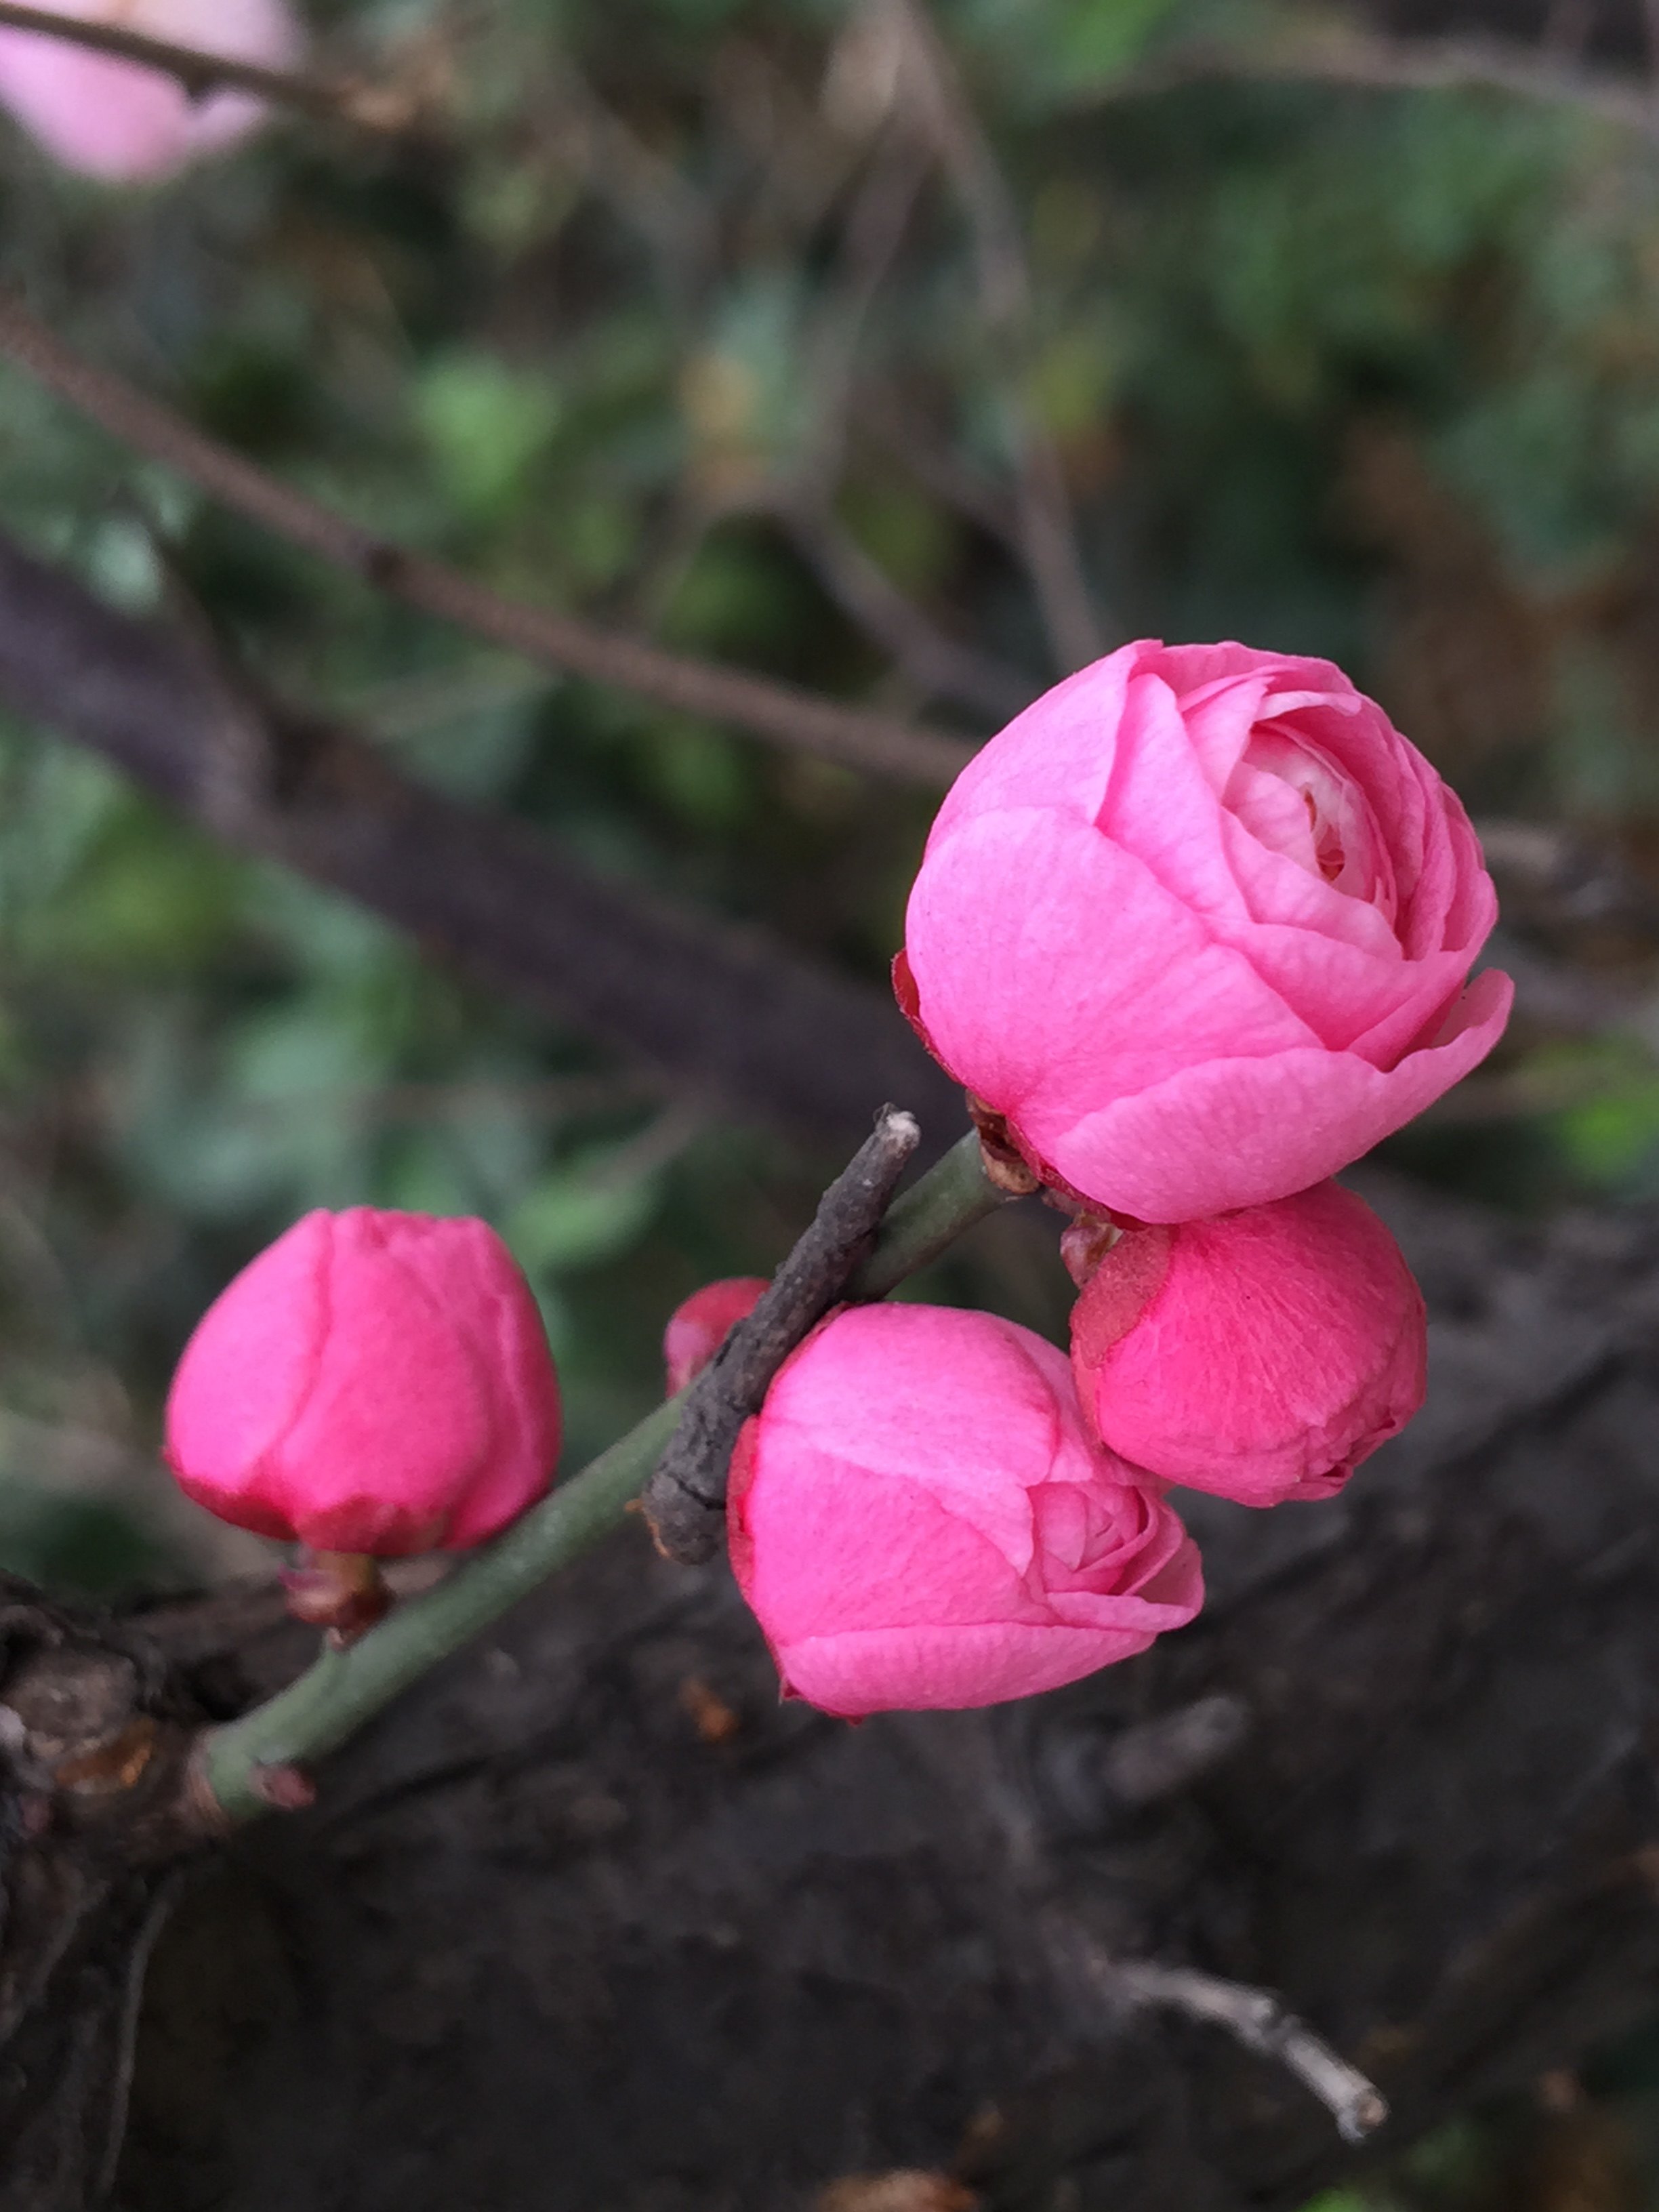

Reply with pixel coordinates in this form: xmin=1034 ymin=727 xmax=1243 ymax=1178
xmin=899 ymin=640 xmax=1511 ymax=1223
xmin=728 ymin=1301 xmax=1202 ymax=1717
xmin=663 ymin=1276 xmax=769 ymax=1396
xmin=165 ymin=1207 xmax=561 ymax=1555
xmin=0 ymin=0 xmax=303 ymax=182
xmin=1069 ymin=1181 xmax=1426 ymax=1507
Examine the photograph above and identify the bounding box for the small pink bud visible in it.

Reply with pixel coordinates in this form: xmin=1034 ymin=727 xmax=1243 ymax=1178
xmin=165 ymin=1208 xmax=561 ymax=1556
xmin=0 ymin=0 xmax=304 ymax=184
xmin=727 ymin=1303 xmax=1202 ymax=1718
xmin=1069 ymin=1181 xmax=1426 ymax=1508
xmin=663 ymin=1277 xmax=769 ymax=1396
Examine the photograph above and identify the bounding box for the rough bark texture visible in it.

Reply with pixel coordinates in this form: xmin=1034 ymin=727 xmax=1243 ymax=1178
xmin=0 ymin=1172 xmax=1632 ymax=2212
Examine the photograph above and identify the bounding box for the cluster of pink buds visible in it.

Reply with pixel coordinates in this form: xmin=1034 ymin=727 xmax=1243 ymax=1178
xmin=669 ymin=640 xmax=1508 ymax=1716
xmin=160 ymin=638 xmax=1508 ymax=1721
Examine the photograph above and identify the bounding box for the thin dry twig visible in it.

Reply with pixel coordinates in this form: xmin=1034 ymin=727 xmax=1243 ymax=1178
xmin=1109 ymin=1959 xmax=1389 ymax=2145
xmin=537 ymin=56 xmax=718 ymax=311
xmin=799 ymin=124 xmax=935 ymax=491
xmin=886 ymin=0 xmax=1105 ymax=674
xmin=0 ymin=293 xmax=973 ymax=789
xmin=776 ymin=123 xmax=1034 ymax=718
xmin=861 ymin=385 xmax=1019 ymax=547
xmin=779 ymin=502 xmax=1031 ymax=718
xmin=642 ymin=1105 xmax=921 ymax=1563
xmin=1099 ymin=26 xmax=1659 ymax=137
xmin=94 ymin=1867 xmax=191 ymax=2200
xmin=0 ymin=1 xmax=422 ymax=136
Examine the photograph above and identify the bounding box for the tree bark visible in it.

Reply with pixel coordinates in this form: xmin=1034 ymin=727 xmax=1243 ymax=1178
xmin=3 ymin=1172 xmax=1636 ymax=2212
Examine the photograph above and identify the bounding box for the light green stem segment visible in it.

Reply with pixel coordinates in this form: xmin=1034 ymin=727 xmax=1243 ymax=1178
xmin=202 ymin=1130 xmax=1004 ymax=1824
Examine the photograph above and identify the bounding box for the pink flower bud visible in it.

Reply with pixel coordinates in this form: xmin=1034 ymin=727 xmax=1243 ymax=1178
xmin=663 ymin=1277 xmax=769 ymax=1396
xmin=1069 ymin=1181 xmax=1426 ymax=1507
xmin=901 ymin=640 xmax=1512 ymax=1223
xmin=0 ymin=0 xmax=303 ymax=184
xmin=165 ymin=1208 xmax=561 ymax=1555
xmin=728 ymin=1303 xmax=1202 ymax=1717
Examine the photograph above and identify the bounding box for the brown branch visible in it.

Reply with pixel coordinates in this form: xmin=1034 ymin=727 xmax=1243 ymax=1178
xmin=0 ymin=1 xmax=417 ymax=136
xmin=0 ymin=523 xmax=962 ymax=1147
xmin=1096 ymin=26 xmax=1659 ymax=136
xmin=798 ymin=125 xmax=935 ymax=492
xmin=888 ymin=0 xmax=1106 ymax=674
xmin=641 ymin=1105 xmax=922 ymax=1563
xmin=0 ymin=293 xmax=975 ymax=790
xmin=861 ymin=384 xmax=1020 ymax=548
xmin=767 ymin=124 xmax=1036 ymax=719
xmin=778 ymin=502 xmax=1031 ymax=718
xmin=537 ymin=57 xmax=718 ymax=310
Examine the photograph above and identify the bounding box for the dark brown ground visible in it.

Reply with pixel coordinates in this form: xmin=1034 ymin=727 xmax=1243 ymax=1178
xmin=0 ymin=1173 xmax=1633 ymax=2212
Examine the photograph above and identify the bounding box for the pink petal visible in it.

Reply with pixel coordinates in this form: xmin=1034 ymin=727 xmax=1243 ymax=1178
xmin=1077 ymin=1184 xmax=1426 ymax=1504
xmin=907 ymin=807 xmax=1319 ymax=1114
xmin=1040 ymin=966 xmax=1514 ymax=1220
xmin=926 ymin=642 xmax=1142 ymax=848
xmin=0 ymin=0 xmax=301 ymax=182
xmin=164 ymin=1210 xmax=331 ymax=1516
xmin=776 ymin=1614 xmax=1184 ymax=1718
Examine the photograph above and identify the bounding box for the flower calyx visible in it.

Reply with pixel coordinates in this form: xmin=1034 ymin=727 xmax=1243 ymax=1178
xmin=280 ymin=1549 xmax=393 ymax=1645
xmin=965 ymin=1096 xmax=1041 ymax=1197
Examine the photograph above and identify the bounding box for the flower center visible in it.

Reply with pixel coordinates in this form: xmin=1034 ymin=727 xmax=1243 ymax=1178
xmin=1222 ymin=722 xmax=1394 ymax=921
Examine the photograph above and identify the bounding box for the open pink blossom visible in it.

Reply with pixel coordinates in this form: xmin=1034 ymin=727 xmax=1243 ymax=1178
xmin=0 ymin=0 xmax=302 ymax=183
xmin=165 ymin=1208 xmax=561 ymax=1555
xmin=728 ymin=1302 xmax=1202 ymax=1717
xmin=663 ymin=1277 xmax=769 ymax=1395
xmin=1070 ymin=1181 xmax=1426 ymax=1507
xmin=900 ymin=640 xmax=1512 ymax=1223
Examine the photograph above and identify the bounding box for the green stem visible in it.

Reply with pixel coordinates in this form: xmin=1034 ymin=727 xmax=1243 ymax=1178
xmin=846 ymin=1129 xmax=1006 ymax=1299
xmin=202 ymin=1129 xmax=1004 ymax=1824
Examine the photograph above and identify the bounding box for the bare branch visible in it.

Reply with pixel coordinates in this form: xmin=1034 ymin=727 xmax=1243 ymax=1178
xmin=0 ymin=523 xmax=961 ymax=1146
xmin=642 ymin=1105 xmax=922 ymax=1563
xmin=1106 ymin=1957 xmax=1389 ymax=2145
xmin=1097 ymin=26 xmax=1659 ymax=137
xmin=779 ymin=501 xmax=1031 ymax=718
xmin=771 ymin=123 xmax=1035 ymax=719
xmin=0 ymin=293 xmax=975 ymax=789
xmin=0 ymin=1 xmax=420 ymax=136
xmin=886 ymin=0 xmax=1105 ymax=673
xmin=799 ymin=126 xmax=935 ymax=491
xmin=537 ymin=57 xmax=718 ymax=311
xmin=861 ymin=384 xmax=1020 ymax=547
